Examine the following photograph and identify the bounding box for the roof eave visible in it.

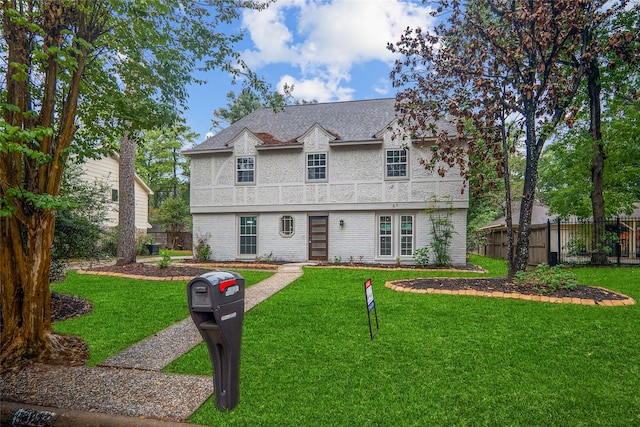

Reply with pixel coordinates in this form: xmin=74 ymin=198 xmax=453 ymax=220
xmin=256 ymin=143 xmax=304 ymax=151
xmin=329 ymin=139 xmax=383 ymax=147
xmin=183 ymin=148 xmax=233 ymax=156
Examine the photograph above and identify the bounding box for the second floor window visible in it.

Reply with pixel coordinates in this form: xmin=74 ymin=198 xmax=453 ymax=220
xmin=307 ymin=153 xmax=327 ymax=180
xmin=237 ymin=156 xmax=255 ymax=183
xmin=386 ymin=149 xmax=407 ymax=178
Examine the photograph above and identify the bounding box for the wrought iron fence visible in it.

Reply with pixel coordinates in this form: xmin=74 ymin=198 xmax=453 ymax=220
xmin=548 ymin=217 xmax=640 ymax=266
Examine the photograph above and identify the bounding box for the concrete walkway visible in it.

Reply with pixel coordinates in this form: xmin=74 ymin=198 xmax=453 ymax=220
xmin=101 ymin=263 xmax=306 ymax=371
xmin=1 ymin=263 xmax=307 ymax=426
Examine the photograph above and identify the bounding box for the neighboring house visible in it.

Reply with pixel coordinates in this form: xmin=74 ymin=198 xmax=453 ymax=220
xmin=184 ymin=98 xmax=468 ymax=265
xmin=478 ymin=202 xmax=640 ymax=265
xmin=80 ymin=153 xmax=153 ymax=232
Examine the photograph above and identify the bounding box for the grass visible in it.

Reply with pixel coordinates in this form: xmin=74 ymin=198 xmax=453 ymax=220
xmin=137 ymin=249 xmax=192 ymax=259
xmin=163 ymin=257 xmax=640 ymax=426
xmin=52 ymin=269 xmax=274 ymax=366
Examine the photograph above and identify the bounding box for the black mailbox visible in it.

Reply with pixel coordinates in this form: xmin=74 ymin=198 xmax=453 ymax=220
xmin=187 ymin=271 xmax=244 ymax=411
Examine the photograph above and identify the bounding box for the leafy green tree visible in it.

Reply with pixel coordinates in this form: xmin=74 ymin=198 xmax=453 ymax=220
xmin=136 ymin=123 xmax=195 ymax=210
xmin=538 ymin=6 xmax=639 ymax=258
xmin=52 ymin=164 xmax=110 ymax=261
xmin=212 ymin=88 xmax=264 ymax=130
xmin=211 ymin=86 xmax=313 ymax=131
xmin=157 ymin=196 xmax=191 ymax=250
xmin=539 ymin=102 xmax=640 ymax=219
xmin=0 ymin=0 xmax=273 ymax=368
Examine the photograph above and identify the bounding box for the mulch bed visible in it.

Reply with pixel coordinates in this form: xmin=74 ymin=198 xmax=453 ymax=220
xmin=85 ymin=262 xmax=214 ymax=278
xmin=396 ymin=277 xmax=629 ymax=302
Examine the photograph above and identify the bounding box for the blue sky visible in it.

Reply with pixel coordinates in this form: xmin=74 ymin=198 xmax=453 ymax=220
xmin=183 ymin=0 xmax=436 ymax=144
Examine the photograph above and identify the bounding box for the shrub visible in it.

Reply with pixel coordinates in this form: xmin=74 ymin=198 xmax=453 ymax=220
xmin=136 ymin=234 xmax=154 ymax=256
xmin=157 ymin=250 xmax=172 ymax=268
xmin=101 ymin=228 xmax=118 ymax=257
xmin=514 ymin=263 xmax=578 ymax=294
xmin=414 ymin=247 xmax=430 ymax=267
xmin=194 ymin=234 xmax=212 ymax=262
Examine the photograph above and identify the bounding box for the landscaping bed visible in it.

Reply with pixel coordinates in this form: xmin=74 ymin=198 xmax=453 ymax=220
xmin=392 ymin=276 xmax=630 ymax=302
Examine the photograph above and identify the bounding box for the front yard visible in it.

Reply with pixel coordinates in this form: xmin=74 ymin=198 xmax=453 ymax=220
xmin=53 ymin=257 xmax=640 ymax=426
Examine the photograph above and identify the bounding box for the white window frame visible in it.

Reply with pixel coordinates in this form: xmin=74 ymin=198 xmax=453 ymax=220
xmin=239 ymin=215 xmax=258 ymax=256
xmin=378 ymin=215 xmax=393 ymax=257
xmin=400 ymin=215 xmax=414 ymax=256
xmin=306 ymin=152 xmax=327 ymax=181
xmin=280 ymin=215 xmax=295 ymax=237
xmin=236 ymin=156 xmax=255 ymax=184
xmin=377 ymin=213 xmax=415 ymax=258
xmin=385 ymin=149 xmax=408 ymax=179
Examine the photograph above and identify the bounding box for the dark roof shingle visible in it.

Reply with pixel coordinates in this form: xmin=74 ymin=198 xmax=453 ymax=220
xmin=185 ymin=98 xmax=456 ymax=154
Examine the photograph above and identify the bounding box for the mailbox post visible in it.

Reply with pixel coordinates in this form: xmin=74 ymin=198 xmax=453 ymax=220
xmin=187 ymin=271 xmax=244 ymax=411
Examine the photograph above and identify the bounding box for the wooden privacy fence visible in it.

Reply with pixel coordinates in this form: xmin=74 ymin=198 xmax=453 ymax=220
xmin=476 ymin=217 xmax=640 ymax=266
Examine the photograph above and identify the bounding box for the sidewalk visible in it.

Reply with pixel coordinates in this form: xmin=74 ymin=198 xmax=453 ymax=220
xmin=1 ymin=263 xmax=307 ymax=426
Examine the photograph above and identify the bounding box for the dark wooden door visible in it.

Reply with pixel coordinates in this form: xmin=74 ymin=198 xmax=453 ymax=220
xmin=308 ymin=216 xmax=328 ymax=261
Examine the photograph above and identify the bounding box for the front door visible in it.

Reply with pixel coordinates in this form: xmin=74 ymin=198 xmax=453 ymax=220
xmin=309 ymin=216 xmax=328 ymax=261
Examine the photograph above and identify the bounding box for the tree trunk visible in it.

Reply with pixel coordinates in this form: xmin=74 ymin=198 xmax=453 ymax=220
xmin=117 ymin=131 xmax=137 ymax=265
xmin=587 ymin=56 xmax=607 ymax=265
xmin=511 ymin=106 xmax=540 ymax=276
xmin=1 ymin=212 xmax=56 ymax=370
xmin=500 ymin=107 xmax=516 ymax=273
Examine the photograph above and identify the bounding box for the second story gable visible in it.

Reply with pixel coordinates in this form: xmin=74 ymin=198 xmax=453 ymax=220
xmin=185 ymin=98 xmax=467 ymax=212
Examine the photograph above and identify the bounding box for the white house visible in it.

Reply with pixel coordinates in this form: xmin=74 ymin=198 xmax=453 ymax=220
xmin=184 ymin=98 xmax=468 ymax=265
xmin=80 ymin=153 xmax=153 ymax=232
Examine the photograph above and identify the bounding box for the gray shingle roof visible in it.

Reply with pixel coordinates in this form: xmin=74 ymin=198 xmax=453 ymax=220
xmin=185 ymin=98 xmax=456 ymax=153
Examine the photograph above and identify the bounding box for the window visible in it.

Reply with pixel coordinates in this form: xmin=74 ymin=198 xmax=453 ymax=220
xmin=386 ymin=149 xmax=407 ymax=178
xmin=400 ymin=215 xmax=414 ymax=256
xmin=111 ymin=189 xmax=119 ymax=202
xmin=239 ymin=216 xmax=257 ymax=255
xmin=237 ymin=156 xmax=255 ymax=183
xmin=280 ymin=215 xmax=294 ymax=237
xmin=379 ymin=215 xmax=392 ymax=256
xmin=307 ymin=153 xmax=327 ymax=180
xmin=378 ymin=214 xmax=415 ymax=257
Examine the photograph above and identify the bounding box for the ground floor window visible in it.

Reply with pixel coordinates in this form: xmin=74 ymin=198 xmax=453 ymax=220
xmin=400 ymin=215 xmax=414 ymax=256
xmin=280 ymin=215 xmax=294 ymax=237
xmin=379 ymin=215 xmax=392 ymax=256
xmin=378 ymin=213 xmax=415 ymax=258
xmin=239 ymin=216 xmax=257 ymax=255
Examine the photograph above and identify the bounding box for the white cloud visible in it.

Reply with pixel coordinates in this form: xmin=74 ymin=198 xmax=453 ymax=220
xmin=241 ymin=0 xmax=434 ymax=102
xmin=277 ymin=74 xmax=354 ymax=102
xmin=373 ymin=78 xmax=391 ymax=96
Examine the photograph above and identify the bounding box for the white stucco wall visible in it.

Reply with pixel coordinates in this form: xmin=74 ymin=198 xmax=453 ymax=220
xmin=189 ymin=123 xmax=468 ymax=265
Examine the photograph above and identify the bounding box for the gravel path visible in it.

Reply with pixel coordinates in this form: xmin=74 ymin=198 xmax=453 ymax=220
xmin=1 ymin=365 xmax=213 ymax=421
xmin=1 ymin=263 xmax=308 ymax=424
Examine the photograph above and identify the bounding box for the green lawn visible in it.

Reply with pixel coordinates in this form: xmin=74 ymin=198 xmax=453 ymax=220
xmin=163 ymin=257 xmax=640 ymax=426
xmin=52 ymin=269 xmax=274 ymax=366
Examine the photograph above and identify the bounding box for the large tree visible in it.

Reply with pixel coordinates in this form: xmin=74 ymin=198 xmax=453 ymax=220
xmin=136 ymin=123 xmax=195 ymax=210
xmin=538 ymin=5 xmax=638 ymax=263
xmin=0 ymin=0 xmax=271 ymax=369
xmin=388 ymin=0 xmax=625 ymax=275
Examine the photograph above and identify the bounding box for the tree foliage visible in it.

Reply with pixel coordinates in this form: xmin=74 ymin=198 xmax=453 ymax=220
xmin=539 ymin=102 xmax=640 ymax=219
xmin=52 ymin=164 xmax=110 ymax=261
xmin=538 ymin=5 xmax=639 ymax=220
xmin=157 ymin=196 xmax=191 ymax=250
xmin=0 ymin=0 xmax=272 ymax=369
xmin=388 ymin=0 xmax=629 ymax=275
xmin=212 ymin=88 xmax=264 ymax=130
xmin=136 ymin=123 xmax=194 ymax=210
